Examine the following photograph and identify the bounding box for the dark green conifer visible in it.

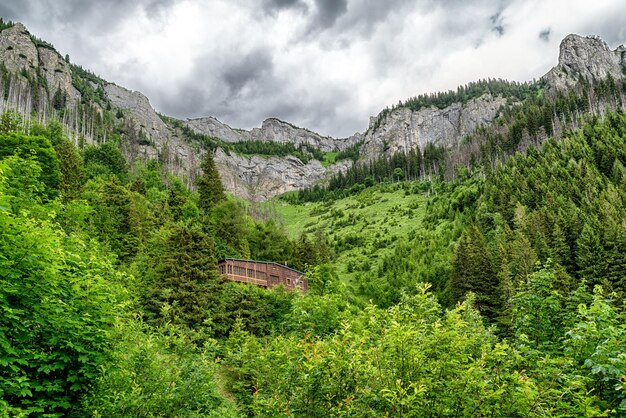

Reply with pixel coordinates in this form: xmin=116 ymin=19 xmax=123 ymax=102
xmin=197 ymin=150 xmax=225 ymax=211
xmin=450 ymin=224 xmax=499 ymax=318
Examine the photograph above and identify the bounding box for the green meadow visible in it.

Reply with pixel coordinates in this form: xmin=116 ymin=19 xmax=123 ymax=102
xmin=268 ymin=182 xmax=429 ymax=285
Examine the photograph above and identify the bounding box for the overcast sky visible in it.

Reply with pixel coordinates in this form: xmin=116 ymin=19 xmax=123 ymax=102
xmin=1 ymin=0 xmax=625 ymax=137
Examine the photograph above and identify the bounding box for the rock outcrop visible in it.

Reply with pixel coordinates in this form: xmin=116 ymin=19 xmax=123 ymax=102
xmin=543 ymin=34 xmax=626 ymax=91
xmin=358 ymin=94 xmax=506 ymax=163
xmin=187 ymin=116 xmax=361 ymax=152
xmin=0 ymin=23 xmax=79 ymax=103
xmin=105 ymin=83 xmax=172 ymax=144
xmin=103 ymin=82 xmax=356 ymax=198
xmin=214 ymin=148 xmax=352 ymax=201
xmin=103 ymin=82 xmax=202 ymax=181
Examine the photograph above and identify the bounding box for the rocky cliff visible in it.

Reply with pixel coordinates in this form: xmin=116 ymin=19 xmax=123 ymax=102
xmin=214 ymin=148 xmax=352 ymax=201
xmin=0 ymin=23 xmax=79 ymax=105
xmin=358 ymin=94 xmax=507 ymax=163
xmin=2 ymin=23 xmax=624 ymax=201
xmin=103 ymin=83 xmax=353 ymax=199
xmin=187 ymin=116 xmax=361 ymax=152
xmin=543 ymin=34 xmax=626 ymax=91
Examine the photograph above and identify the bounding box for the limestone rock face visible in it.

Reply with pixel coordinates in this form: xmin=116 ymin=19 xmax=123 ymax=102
xmin=105 ymin=83 xmax=171 ymax=143
xmin=214 ymin=147 xmax=353 ymax=201
xmin=0 ymin=23 xmax=80 ymax=102
xmin=103 ymin=83 xmax=200 ymax=180
xmin=359 ymin=94 xmax=506 ymax=163
xmin=37 ymin=47 xmax=80 ymax=102
xmin=543 ymin=34 xmax=626 ymax=90
xmin=0 ymin=23 xmax=38 ymax=72
xmin=187 ymin=116 xmax=360 ymax=152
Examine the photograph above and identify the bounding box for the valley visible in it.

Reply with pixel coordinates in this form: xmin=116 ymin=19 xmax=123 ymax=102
xmin=1 ymin=13 xmax=626 ymax=418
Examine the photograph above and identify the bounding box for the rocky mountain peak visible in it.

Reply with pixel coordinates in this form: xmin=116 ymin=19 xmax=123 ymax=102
xmin=543 ymin=33 xmax=625 ymax=90
xmin=0 ymin=22 xmax=38 ymax=72
xmin=0 ymin=21 xmax=79 ymax=105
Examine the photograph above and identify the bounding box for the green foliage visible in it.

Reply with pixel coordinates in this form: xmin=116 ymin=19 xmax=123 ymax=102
xmin=82 ymin=139 xmax=129 ymax=182
xmin=54 ymin=138 xmax=85 ymax=200
xmin=210 ymin=199 xmax=251 ymax=258
xmin=248 ymin=220 xmax=293 ymax=263
xmin=225 ymin=286 xmax=536 ymax=417
xmin=0 ymin=169 xmax=130 ymax=415
xmin=294 ymin=147 xmax=429 ymax=202
xmin=69 ymin=64 xmax=106 ymax=105
xmin=210 ymin=283 xmax=295 ymax=338
xmin=0 ymin=17 xmax=14 ymax=32
xmin=82 ymin=176 xmax=152 ymax=259
xmin=0 ymin=155 xmax=46 ymax=214
xmin=0 ymin=109 xmax=23 ymax=133
xmin=227 ymin=140 xmax=324 ymax=164
xmin=83 ymin=319 xmax=238 ymax=418
xmin=405 ymin=78 xmax=539 ymax=113
xmin=450 ymin=224 xmax=499 ymax=319
xmin=145 ymin=224 xmax=220 ymax=328
xmin=0 ymin=130 xmax=60 ymax=199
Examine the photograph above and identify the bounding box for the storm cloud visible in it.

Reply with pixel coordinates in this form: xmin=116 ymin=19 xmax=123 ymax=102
xmin=3 ymin=0 xmax=626 ymax=137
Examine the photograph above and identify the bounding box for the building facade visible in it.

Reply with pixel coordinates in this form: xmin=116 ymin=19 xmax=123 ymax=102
xmin=217 ymin=258 xmax=308 ymax=292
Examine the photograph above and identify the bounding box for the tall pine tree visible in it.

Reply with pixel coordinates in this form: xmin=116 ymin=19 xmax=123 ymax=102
xmin=147 ymin=225 xmax=221 ymax=328
xmin=197 ymin=150 xmax=225 ymax=211
xmin=449 ymin=224 xmax=500 ymax=319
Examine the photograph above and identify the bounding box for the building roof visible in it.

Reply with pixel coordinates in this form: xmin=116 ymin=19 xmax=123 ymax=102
xmin=218 ymin=258 xmax=306 ymax=276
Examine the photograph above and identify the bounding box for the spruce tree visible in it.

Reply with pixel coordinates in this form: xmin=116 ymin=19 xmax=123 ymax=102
xmin=148 ymin=225 xmax=220 ymax=328
xmin=197 ymin=150 xmax=225 ymax=211
xmin=450 ymin=224 xmax=499 ymax=319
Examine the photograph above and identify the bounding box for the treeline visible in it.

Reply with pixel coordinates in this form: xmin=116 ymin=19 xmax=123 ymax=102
xmin=0 ymin=17 xmax=13 ymax=31
xmin=402 ymin=78 xmax=540 ymax=111
xmin=468 ymin=73 xmax=626 ymax=169
xmin=290 ymin=142 xmax=445 ymax=202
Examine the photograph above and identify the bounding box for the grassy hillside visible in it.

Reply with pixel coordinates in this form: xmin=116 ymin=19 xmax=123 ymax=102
xmin=269 ymin=182 xmax=429 ymax=285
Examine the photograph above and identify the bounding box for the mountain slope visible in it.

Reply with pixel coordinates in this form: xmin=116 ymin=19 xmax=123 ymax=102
xmin=0 ymin=21 xmax=356 ymax=200
xmin=359 ymin=34 xmax=626 ymax=165
xmin=1 ymin=22 xmax=624 ymax=201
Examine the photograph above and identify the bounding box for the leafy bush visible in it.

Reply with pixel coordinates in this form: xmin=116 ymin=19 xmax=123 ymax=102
xmin=82 ymin=319 xmax=238 ymax=418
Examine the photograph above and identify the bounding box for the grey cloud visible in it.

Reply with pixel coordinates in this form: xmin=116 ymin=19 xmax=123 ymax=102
xmin=573 ymin=13 xmax=626 ymax=46
xmin=0 ymin=3 xmax=29 ymax=22
xmin=490 ymin=11 xmax=505 ymax=36
xmin=222 ymin=50 xmax=274 ymax=96
xmin=331 ymin=0 xmax=413 ymax=37
xmin=313 ymin=0 xmax=348 ymax=29
xmin=262 ymin=0 xmax=307 ymax=15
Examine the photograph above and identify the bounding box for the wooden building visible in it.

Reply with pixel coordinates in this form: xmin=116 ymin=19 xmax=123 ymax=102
xmin=217 ymin=258 xmax=308 ymax=292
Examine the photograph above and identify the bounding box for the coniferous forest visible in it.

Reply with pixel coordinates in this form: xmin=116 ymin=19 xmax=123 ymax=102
xmin=2 ymin=102 xmax=626 ymax=416
xmin=1 ymin=15 xmax=626 ymax=418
